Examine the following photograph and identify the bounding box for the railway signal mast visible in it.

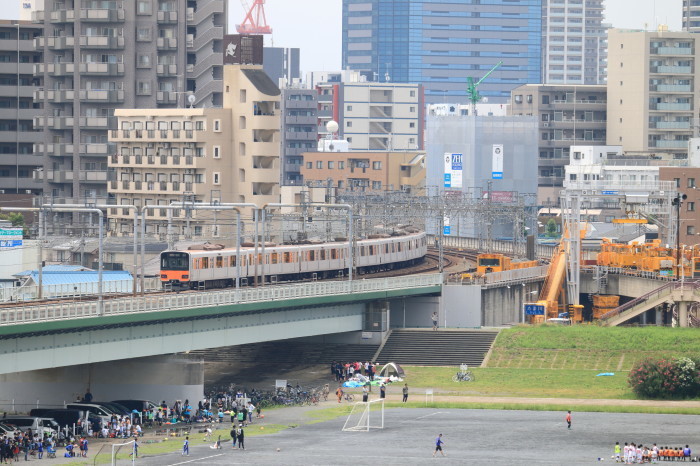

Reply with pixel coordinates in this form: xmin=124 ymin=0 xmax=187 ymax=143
xmin=236 ymin=0 xmax=273 ymax=35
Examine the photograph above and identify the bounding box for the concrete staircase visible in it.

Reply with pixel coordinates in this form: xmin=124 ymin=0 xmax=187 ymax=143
xmin=374 ymin=329 xmax=499 ymax=366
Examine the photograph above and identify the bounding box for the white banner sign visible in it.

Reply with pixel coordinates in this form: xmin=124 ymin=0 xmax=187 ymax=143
xmin=492 ymin=144 xmax=503 ymax=179
xmin=443 ymin=153 xmax=463 ymax=189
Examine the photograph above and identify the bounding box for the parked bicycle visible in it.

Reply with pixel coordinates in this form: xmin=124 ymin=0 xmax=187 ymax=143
xmin=452 ymin=363 xmax=475 ymax=382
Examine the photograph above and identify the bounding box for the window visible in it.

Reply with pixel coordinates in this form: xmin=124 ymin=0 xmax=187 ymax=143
xmin=306 ymin=162 xmax=312 ymax=169
xmin=137 ymin=54 xmax=150 ymax=67
xmin=688 ymin=178 xmax=696 ymax=188
xmin=372 ymin=161 xmax=382 ymax=170
xmin=526 ymin=95 xmax=533 ymax=103
xmin=372 ymin=181 xmax=381 ymax=190
xmin=213 ymin=146 xmax=221 ymax=159
xmin=514 ymin=95 xmax=523 ymax=104
xmin=409 ymin=122 xmax=415 ymax=128
xmin=136 ymin=28 xmax=151 ymax=41
xmin=137 ymin=81 xmax=151 ymax=95
xmin=409 ymin=106 xmax=415 ymax=112
xmin=688 ymin=202 xmax=696 ymax=212
xmin=137 ymin=0 xmax=151 ymax=14
xmin=328 ymin=161 xmax=334 ymax=169
xmin=542 ymin=95 xmax=550 ymax=105
xmin=687 ymin=225 xmax=696 ymax=236
xmin=346 ymin=121 xmax=352 ymax=127
xmin=316 ymin=161 xmax=323 ymax=169
xmin=240 ymin=89 xmax=246 ymax=102
xmin=347 ymin=105 xmax=352 ymax=111
xmin=213 ymin=120 xmax=221 ymax=132
xmin=674 ymin=178 xmax=681 ymax=188
xmin=338 ymin=161 xmax=345 ymax=169
xmin=213 ymin=172 xmax=220 ymax=185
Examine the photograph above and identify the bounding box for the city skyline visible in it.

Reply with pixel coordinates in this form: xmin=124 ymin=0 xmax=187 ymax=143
xmin=10 ymin=0 xmax=685 ymax=76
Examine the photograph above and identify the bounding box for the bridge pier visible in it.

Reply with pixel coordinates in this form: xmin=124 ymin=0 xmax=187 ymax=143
xmin=0 ymin=355 xmax=203 ymax=414
xmin=677 ymin=301 xmax=689 ymax=328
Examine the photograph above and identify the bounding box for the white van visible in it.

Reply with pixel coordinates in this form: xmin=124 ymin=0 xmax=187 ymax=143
xmin=3 ymin=416 xmax=56 ymax=437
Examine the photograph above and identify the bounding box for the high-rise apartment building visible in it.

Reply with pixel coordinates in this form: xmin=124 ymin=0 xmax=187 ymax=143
xmin=33 ymin=0 xmax=226 ymax=209
xmin=541 ymin=0 xmax=608 ymax=84
xmin=0 ymin=20 xmax=42 ymax=196
xmin=342 ymin=0 xmax=542 ymax=104
xmin=509 ymin=83 xmax=607 ymax=204
xmin=280 ymin=87 xmax=317 ymax=186
xmin=607 ymin=29 xmax=700 ymax=160
xmin=683 ymin=0 xmax=700 ymax=32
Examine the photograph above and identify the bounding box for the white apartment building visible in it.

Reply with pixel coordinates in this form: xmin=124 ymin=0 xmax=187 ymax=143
xmin=542 ymin=0 xmax=608 ymax=85
xmin=607 ymin=29 xmax=700 ymax=159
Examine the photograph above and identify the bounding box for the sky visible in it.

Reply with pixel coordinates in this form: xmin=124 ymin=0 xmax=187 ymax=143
xmin=10 ymin=0 xmax=685 ymax=73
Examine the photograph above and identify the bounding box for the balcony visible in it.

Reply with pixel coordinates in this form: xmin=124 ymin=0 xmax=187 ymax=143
xmin=651 ymin=65 xmax=692 ymax=74
xmin=654 ymin=47 xmax=692 ymax=55
xmin=79 ymin=62 xmax=125 ymax=76
xmin=156 ymin=37 xmax=178 ymax=50
xmin=79 ymin=35 xmax=125 ymax=49
xmin=79 ymin=117 xmax=114 ymax=130
xmin=285 ymin=131 xmax=316 ymax=141
xmin=79 ymin=8 xmax=125 ymax=22
xmin=35 ymin=116 xmax=75 ymax=130
xmin=651 ymin=140 xmax=688 ymax=149
xmin=34 ymin=89 xmax=76 ymax=103
xmin=40 ymin=143 xmax=74 ymax=157
xmin=35 ymin=63 xmax=75 ymax=77
xmin=78 ymin=89 xmax=125 ymax=103
xmin=156 ymin=91 xmax=177 ymax=104
xmin=36 ymin=36 xmax=75 ymax=50
xmin=285 ymin=115 xmax=317 ymax=125
xmin=317 ymin=94 xmax=333 ymax=103
xmin=46 ymin=170 xmax=74 ymax=183
xmin=157 ymin=10 xmax=178 ymax=23
xmin=156 ymin=64 xmax=178 ymax=76
xmin=653 ymin=102 xmax=692 ymax=111
xmin=651 ymin=84 xmax=692 ymax=93
xmin=48 ymin=9 xmax=75 ymax=23
xmin=652 ymin=121 xmax=691 ymax=130
xmin=79 ymin=171 xmax=108 ymax=182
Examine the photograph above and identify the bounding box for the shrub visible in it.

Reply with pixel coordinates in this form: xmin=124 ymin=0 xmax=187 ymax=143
xmin=628 ymin=357 xmax=700 ymax=399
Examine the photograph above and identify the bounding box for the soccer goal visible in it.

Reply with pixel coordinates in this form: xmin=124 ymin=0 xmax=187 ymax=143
xmin=111 ymin=439 xmax=136 ymax=466
xmin=341 ymin=399 xmax=384 ymax=432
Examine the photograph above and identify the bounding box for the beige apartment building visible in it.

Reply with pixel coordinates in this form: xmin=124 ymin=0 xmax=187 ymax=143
xmin=108 ymin=64 xmax=280 ymax=238
xmin=300 ymin=151 xmax=425 ymax=193
xmin=509 ymin=84 xmax=607 ymax=205
xmin=607 ymin=29 xmax=700 ymax=159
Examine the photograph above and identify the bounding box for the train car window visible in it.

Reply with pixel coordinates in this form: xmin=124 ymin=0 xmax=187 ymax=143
xmin=257 ymin=253 xmax=262 ymax=265
xmin=201 ymin=257 xmax=209 ymax=269
xmin=242 ymin=255 xmax=247 ymax=267
xmin=271 ymin=253 xmax=278 ymax=264
xmin=385 ymin=244 xmax=389 ymax=253
xmin=398 ymin=243 xmax=402 ymax=252
xmin=230 ymin=256 xmax=236 ymax=267
xmin=216 ymin=256 xmax=223 ymax=268
xmin=283 ymin=252 xmax=290 ymax=263
xmin=309 ymin=250 xmax=315 ymax=261
xmin=331 ymin=249 xmax=337 ymax=260
xmin=361 ymin=246 xmax=366 ymax=257
xmin=320 ymin=249 xmax=326 ymax=260
xmin=162 ymin=252 xmax=189 ymax=271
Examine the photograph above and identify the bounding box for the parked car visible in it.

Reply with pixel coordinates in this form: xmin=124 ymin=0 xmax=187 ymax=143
xmin=2 ymin=416 xmax=56 ymax=437
xmin=90 ymin=401 xmax=130 ymax=416
xmin=65 ymin=403 xmax=115 ymax=426
xmin=44 ymin=409 xmax=101 ymax=433
xmin=0 ymin=422 xmax=21 ymax=436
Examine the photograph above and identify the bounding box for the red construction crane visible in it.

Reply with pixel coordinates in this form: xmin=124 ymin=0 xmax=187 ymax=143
xmin=236 ymin=0 xmax=273 ymax=35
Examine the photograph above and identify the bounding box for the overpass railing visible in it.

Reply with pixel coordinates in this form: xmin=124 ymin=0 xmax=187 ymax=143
xmin=0 ymin=274 xmax=443 ymax=327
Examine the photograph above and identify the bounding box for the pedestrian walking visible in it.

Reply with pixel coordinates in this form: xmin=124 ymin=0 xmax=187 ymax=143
xmin=182 ymin=436 xmax=189 ymax=456
xmin=402 ymin=383 xmax=409 ymax=402
xmin=432 ymin=433 xmax=446 ymax=457
xmin=230 ymin=426 xmax=237 ymax=448
xmin=362 ymin=384 xmax=369 ymax=402
xmin=336 ymin=385 xmax=343 ymax=403
xmin=380 ymin=383 xmax=386 ymax=399
xmin=432 ymin=311 xmax=439 ymax=330
xmin=565 ymin=410 xmax=572 ymax=429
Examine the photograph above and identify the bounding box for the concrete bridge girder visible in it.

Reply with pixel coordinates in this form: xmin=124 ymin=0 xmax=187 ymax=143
xmin=0 ymin=303 xmax=364 ymax=375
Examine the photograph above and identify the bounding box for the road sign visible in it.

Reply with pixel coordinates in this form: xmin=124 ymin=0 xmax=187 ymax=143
xmin=524 ymin=303 xmax=545 ymax=315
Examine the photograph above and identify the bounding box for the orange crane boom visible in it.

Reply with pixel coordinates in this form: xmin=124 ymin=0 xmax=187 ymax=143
xmin=236 ymin=0 xmax=273 ymax=35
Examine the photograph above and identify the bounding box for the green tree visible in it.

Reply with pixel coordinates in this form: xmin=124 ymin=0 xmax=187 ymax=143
xmin=545 ymin=218 xmax=558 ymax=238
xmin=0 ymin=212 xmax=24 ymax=227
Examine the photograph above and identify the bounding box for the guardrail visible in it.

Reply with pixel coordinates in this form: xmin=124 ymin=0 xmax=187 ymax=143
xmin=0 ymin=278 xmax=162 ymax=303
xmin=599 ymin=280 xmax=700 ymax=322
xmin=0 ymin=274 xmax=443 ymax=327
xmin=483 ymin=265 xmax=549 ymax=285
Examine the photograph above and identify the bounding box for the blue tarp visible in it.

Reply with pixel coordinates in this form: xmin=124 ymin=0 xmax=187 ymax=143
xmin=596 ymin=372 xmax=615 ymax=377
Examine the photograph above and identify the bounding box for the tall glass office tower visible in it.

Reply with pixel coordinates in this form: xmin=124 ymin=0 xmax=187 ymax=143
xmin=342 ymin=0 xmax=542 ymax=104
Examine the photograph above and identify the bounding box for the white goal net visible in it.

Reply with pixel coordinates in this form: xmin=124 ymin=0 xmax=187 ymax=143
xmin=341 ymin=399 xmax=384 ymax=432
xmin=111 ymin=439 xmax=136 ymax=465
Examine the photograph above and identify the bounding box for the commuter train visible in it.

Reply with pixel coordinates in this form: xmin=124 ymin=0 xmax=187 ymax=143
xmin=160 ymin=231 xmax=427 ymax=289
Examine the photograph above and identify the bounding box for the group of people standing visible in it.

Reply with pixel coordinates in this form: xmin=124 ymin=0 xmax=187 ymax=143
xmin=614 ymin=442 xmax=693 ymax=463
xmin=331 ymin=361 xmax=377 ymax=382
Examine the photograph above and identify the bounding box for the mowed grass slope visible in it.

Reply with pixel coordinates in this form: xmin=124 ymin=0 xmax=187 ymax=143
xmin=396 ymin=326 xmax=700 ymax=400
xmin=487 ymin=326 xmax=700 ymax=371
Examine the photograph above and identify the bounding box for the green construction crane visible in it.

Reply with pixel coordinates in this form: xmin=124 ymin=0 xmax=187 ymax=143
xmin=467 ymin=61 xmax=503 ymax=115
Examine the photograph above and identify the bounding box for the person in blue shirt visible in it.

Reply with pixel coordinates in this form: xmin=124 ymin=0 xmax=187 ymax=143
xmin=432 ymin=433 xmax=446 ymax=457
xmin=182 ymin=437 xmax=189 ymax=456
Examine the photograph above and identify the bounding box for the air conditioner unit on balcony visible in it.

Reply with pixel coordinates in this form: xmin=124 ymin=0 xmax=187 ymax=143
xmin=543 ymin=122 xmax=549 ymax=127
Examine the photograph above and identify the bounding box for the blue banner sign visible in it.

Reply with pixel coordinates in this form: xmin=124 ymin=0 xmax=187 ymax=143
xmin=524 ymin=304 xmax=545 ymax=315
